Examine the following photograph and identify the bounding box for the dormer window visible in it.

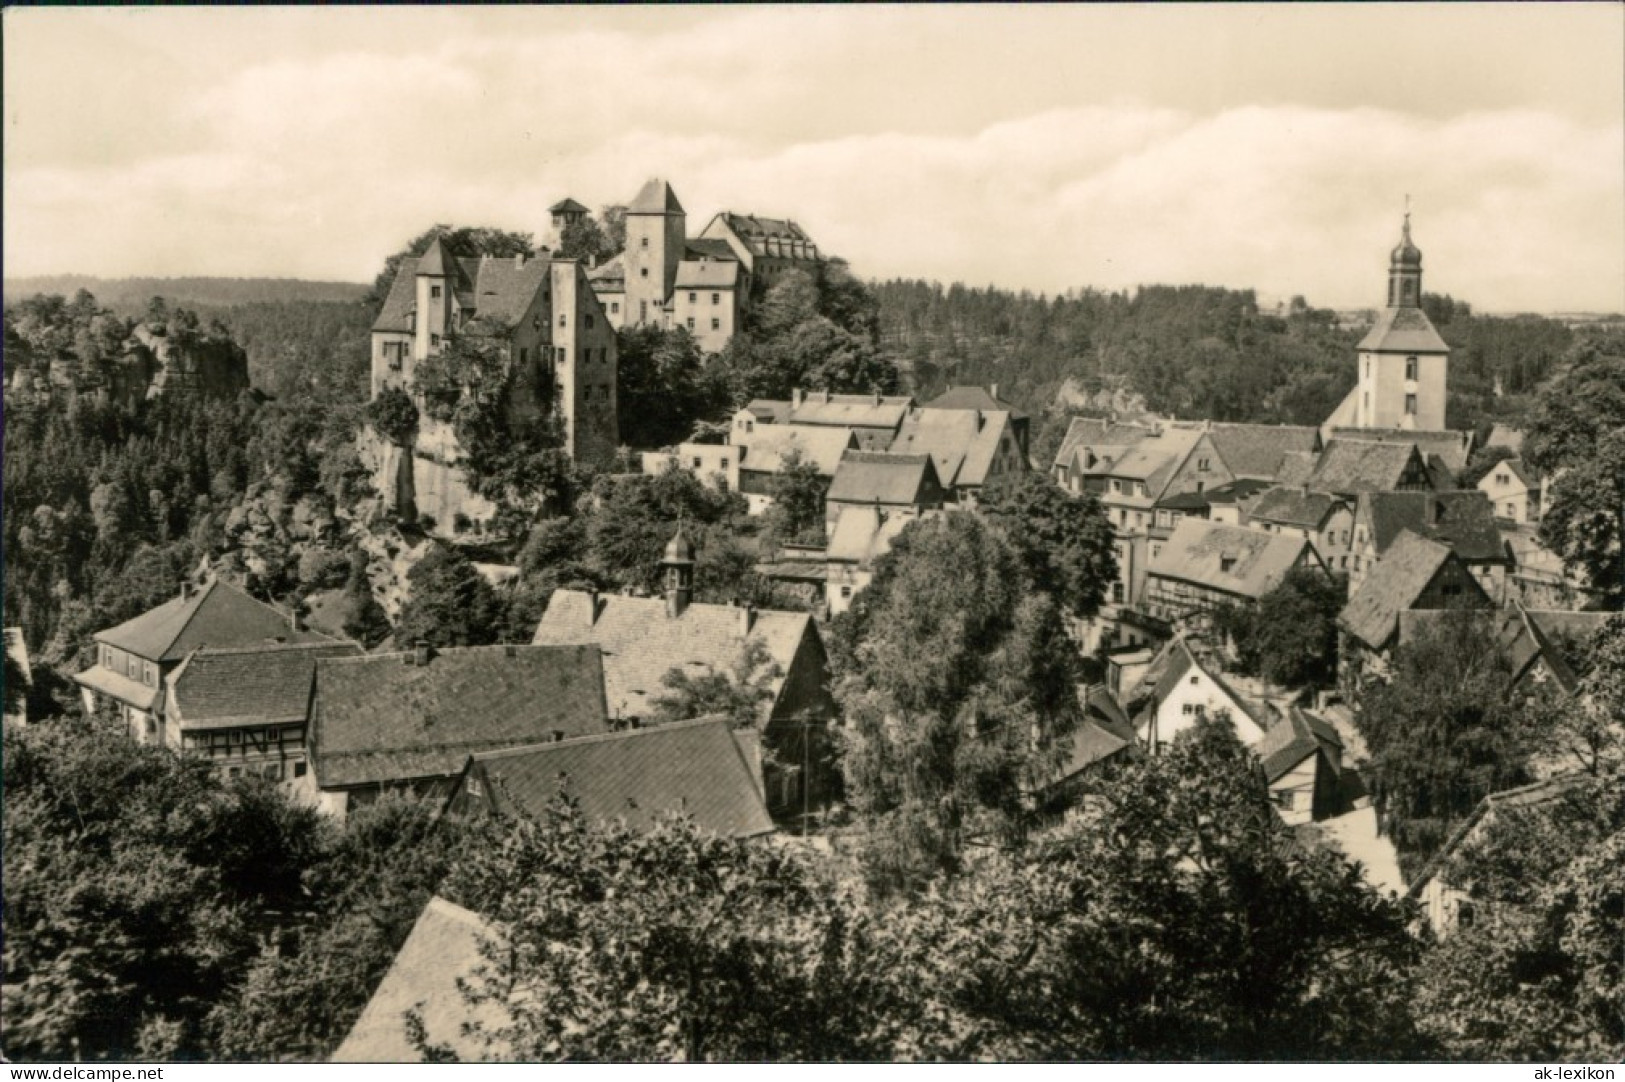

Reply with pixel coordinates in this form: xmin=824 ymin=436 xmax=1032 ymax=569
xmin=1220 ymin=555 xmax=1237 ymax=573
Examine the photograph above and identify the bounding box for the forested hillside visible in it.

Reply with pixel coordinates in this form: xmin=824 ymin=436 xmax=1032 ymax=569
xmin=873 ymin=280 xmax=1581 ymax=442
xmin=3 ymin=275 xmax=367 ymax=311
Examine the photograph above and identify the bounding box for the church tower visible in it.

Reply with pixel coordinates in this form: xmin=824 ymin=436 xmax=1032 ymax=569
xmin=623 ymin=178 xmax=686 ymax=328
xmin=1351 ymin=212 xmax=1450 ymax=431
xmin=661 ymin=525 xmax=695 ymax=619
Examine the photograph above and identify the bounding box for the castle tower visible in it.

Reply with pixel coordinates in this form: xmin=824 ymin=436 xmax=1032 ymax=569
xmin=549 ymin=258 xmax=620 ymax=468
xmin=661 ymin=525 xmax=695 ymax=619
xmin=413 ymin=236 xmax=458 ymax=362
xmin=623 ymin=178 xmax=686 ymax=328
xmin=1351 ymin=211 xmax=1450 ymax=431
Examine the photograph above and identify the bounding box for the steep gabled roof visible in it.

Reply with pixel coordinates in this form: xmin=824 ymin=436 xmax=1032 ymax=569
xmin=1406 ymin=773 xmax=1590 ymax=896
xmin=1135 ymin=637 xmax=1274 ymax=735
xmin=466 ymin=256 xmax=551 ymax=327
xmin=889 ymin=408 xmax=1014 ymax=489
xmin=169 ymin=641 xmax=362 ymax=731
xmin=1360 ymin=490 xmax=1508 ymax=564
xmin=1254 ymin=707 xmax=1342 ymax=783
xmin=310 ymin=645 xmax=609 ymax=790
xmin=1148 ymin=519 xmax=1315 ymax=600
xmin=373 ymin=257 xmax=420 ymax=333
xmin=333 ymin=897 xmax=510 ymax=1063
xmin=1338 ymin=530 xmax=1463 ymax=650
xmin=684 ymin=238 xmax=737 ymax=262
xmin=1208 ymin=423 xmax=1323 ymax=480
xmin=1485 ymin=424 xmax=1526 ymax=454
xmin=463 ymin=716 xmax=774 ymax=839
xmin=786 ymin=391 xmax=913 ymax=431
xmin=1357 ymin=304 xmax=1450 ymax=353
xmin=736 ymin=424 xmax=857 ymax=476
xmin=826 ymin=505 xmax=914 ymax=568
xmin=1248 ymin=487 xmax=1344 ymax=530
xmin=1308 ymin=439 xmax=1431 ymax=496
xmin=629 ymin=178 xmax=684 ymax=215
xmin=1050 ymin=416 xmax=1156 ymax=472
xmin=95 ymin=580 xmax=332 ymax=662
xmin=532 ymin=592 xmax=814 ymax=725
xmin=922 ymin=385 xmax=1030 ymax=422
xmin=826 ymin=451 xmax=943 ymax=507
xmin=549 ymin=197 xmax=589 ymax=215
xmin=1276 ymin=450 xmax=1318 ymax=487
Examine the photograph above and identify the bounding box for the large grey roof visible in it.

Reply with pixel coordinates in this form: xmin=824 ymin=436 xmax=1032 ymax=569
xmin=1147 ymin=519 xmax=1314 ymax=600
xmin=1248 ymin=487 xmax=1344 ymax=530
xmin=1359 ymin=490 xmax=1508 ymax=564
xmin=827 ymin=451 xmax=946 ymax=507
xmin=1357 ymin=305 xmax=1449 ymax=354
xmin=1208 ymin=423 xmax=1323 ymax=480
xmin=1338 ymin=530 xmax=1460 ymax=650
xmin=95 ymin=580 xmax=332 ymax=662
xmin=1050 ymin=416 xmax=1157 ymax=472
xmin=169 ymin=641 xmax=362 ymax=730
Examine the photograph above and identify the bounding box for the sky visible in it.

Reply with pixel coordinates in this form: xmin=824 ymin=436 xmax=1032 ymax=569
xmin=4 ymin=4 xmax=1622 ymax=313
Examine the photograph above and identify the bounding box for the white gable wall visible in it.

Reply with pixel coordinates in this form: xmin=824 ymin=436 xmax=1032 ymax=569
xmin=1140 ymin=664 xmax=1268 ymax=751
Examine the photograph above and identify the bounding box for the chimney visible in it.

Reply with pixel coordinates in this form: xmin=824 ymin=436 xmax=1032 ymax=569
xmin=976 ymin=409 xmax=985 ymax=432
xmin=586 ymin=589 xmax=601 ymax=623
xmin=990 ymin=383 xmax=999 ymax=402
xmin=180 ymin=581 xmax=194 ymax=602
xmin=514 ymin=253 xmax=525 ymax=268
xmin=551 ymin=730 xmax=567 ymax=743
xmin=504 ymin=644 xmax=517 ymax=658
xmin=792 ymin=388 xmax=805 ymax=409
xmin=413 ymin=640 xmax=430 ymax=667
xmin=736 ymin=604 xmax=757 ymax=638
xmin=288 ymin=609 xmax=304 ymax=633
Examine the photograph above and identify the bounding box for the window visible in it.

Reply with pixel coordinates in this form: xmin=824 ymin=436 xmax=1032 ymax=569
xmin=711 ymin=318 xmax=721 ymax=331
xmin=1273 ymin=789 xmax=1296 ymax=810
xmin=265 ymin=727 xmax=278 ymax=743
xmin=228 ymin=731 xmax=243 ymax=745
xmin=585 ymin=314 xmax=595 ymax=330
xmin=689 ymin=292 xmax=697 ymax=304
xmin=640 ymin=301 xmax=648 ymax=320
xmin=640 ymin=268 xmax=649 ymax=279
xmin=1197 ymin=457 xmax=1210 ymax=472
xmin=1506 ymin=502 xmax=1516 ymax=517
xmin=1405 ymin=356 xmax=1418 ymax=380
xmin=840 ymin=586 xmax=853 ymax=599
xmin=1220 ymin=555 xmax=1237 ymax=573
xmin=467 ymin=777 xmax=483 ymax=797
xmin=1189 ymin=676 xmax=1200 ymax=686
xmin=1495 ymin=473 xmax=1509 ymax=485
xmin=1111 ymin=582 xmax=1125 ymax=604
xmin=430 ymin=285 xmax=442 ymax=299
xmin=640 ymin=236 xmax=649 ymax=248
xmin=1442 ymin=583 xmax=1462 ymax=598
xmin=228 ymin=767 xmax=241 ymax=778
xmin=687 ymin=318 xmax=695 ymax=330
xmin=1112 ymin=480 xmax=1124 ymax=494
xmin=1363 ymin=391 xmax=1370 ymax=415
xmin=712 ymin=293 xmax=720 ymax=305
xmin=745 ymin=420 xmax=755 ymax=433
xmin=611 ymin=302 xmax=620 ymax=314
xmin=128 ymin=656 xmax=139 ymax=679
xmin=559 ymin=314 xmax=567 ymax=328
xmin=1196 ymin=480 xmax=1205 ymax=494
xmin=430 ymin=333 xmax=440 ymax=347
xmin=144 ymin=662 xmax=156 ymax=687
xmin=1405 ymin=393 xmax=1418 ymax=416
xmin=692 ymin=457 xmax=703 ymax=469
xmin=294 ymin=761 xmax=307 ymax=778
xmin=520 ymin=347 xmax=528 ymax=364
xmin=1364 ymin=358 xmax=1370 ymax=379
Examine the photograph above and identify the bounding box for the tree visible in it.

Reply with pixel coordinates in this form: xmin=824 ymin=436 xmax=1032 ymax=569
xmin=615 ymin=325 xmax=723 ymax=449
xmin=555 ymin=215 xmax=615 ymax=266
xmin=1354 ymin=609 xmax=1534 ymax=877
xmin=1412 ymin=767 xmax=1624 ymax=1060
xmin=832 ymin=513 xmax=1081 ymax=891
xmin=978 ymin=472 xmax=1116 ymax=620
xmin=585 ymin=468 xmax=743 ymax=593
xmin=364 ymin=387 xmax=418 ymax=448
xmin=395 ymin=542 xmax=505 ymax=648
xmin=1216 ymin=566 xmax=1344 ymax=688
xmin=433 ymin=797 xmax=868 ymax=1062
xmin=763 ymin=447 xmax=826 ymax=547
xmin=651 ymin=638 xmax=782 ymax=731
xmin=1524 ymin=340 xmax=1625 ymax=605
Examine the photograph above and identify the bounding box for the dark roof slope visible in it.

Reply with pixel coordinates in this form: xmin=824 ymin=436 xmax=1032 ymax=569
xmin=1248 ymin=487 xmax=1344 ymax=530
xmin=1308 ymin=439 xmax=1429 ymax=495
xmin=170 ymin=641 xmax=362 ymax=730
xmin=1254 ymin=707 xmax=1342 ymax=783
xmin=922 ymin=385 xmax=1030 ymax=421
xmin=685 ymin=238 xmax=738 ymax=262
xmin=630 ymin=178 xmax=684 ymax=215
xmin=549 ymin=197 xmax=589 ymax=215
xmin=827 ymin=451 xmax=942 ymax=506
xmin=1357 ymin=305 xmax=1450 ymax=353
xmin=310 ymin=645 xmax=608 ymax=790
xmin=1208 ymin=423 xmax=1322 ymax=480
xmin=466 ymin=716 xmax=774 ymax=838
xmin=1362 ymin=490 xmax=1508 ymax=564
xmin=1338 ymin=530 xmax=1459 ymax=650
xmin=95 ymin=580 xmax=332 ymax=662
xmin=1326 ymin=427 xmax=1473 ymax=473
xmin=1051 ymin=417 xmax=1156 ymax=471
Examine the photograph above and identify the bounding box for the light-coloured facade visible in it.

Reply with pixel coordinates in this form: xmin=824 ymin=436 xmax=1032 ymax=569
xmin=1478 ymin=459 xmax=1540 ymax=524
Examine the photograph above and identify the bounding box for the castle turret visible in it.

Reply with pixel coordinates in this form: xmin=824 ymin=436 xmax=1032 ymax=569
xmin=414 ymin=236 xmax=458 ymax=362
xmin=661 ymin=526 xmax=695 ymax=619
xmin=623 ymin=178 xmax=686 ymax=328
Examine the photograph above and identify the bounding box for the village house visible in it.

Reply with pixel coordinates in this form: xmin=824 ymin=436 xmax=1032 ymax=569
xmin=73 ymin=579 xmax=334 ymax=743
xmin=1347 ymin=490 xmax=1510 ymax=599
xmin=1050 ymin=416 xmax=1158 ymax=495
xmin=443 ymin=715 xmax=775 ymax=840
xmin=5 ymin=627 xmax=31 ymax=728
xmin=1244 ymin=487 xmax=1355 ymax=572
xmin=732 ymin=424 xmax=858 ymax=516
xmin=1325 ymin=426 xmax=1473 ymax=480
xmin=823 ymin=504 xmax=926 ymax=617
xmin=1396 ymin=605 xmax=1612 ymax=702
xmin=699 ymin=210 xmax=823 ymax=287
xmin=1253 ymin=706 xmax=1345 ymax=825
xmin=1142 ymin=519 xmax=1328 ymax=626
xmin=823 ymin=450 xmax=950 ymax=530
xmin=1407 ymin=773 xmax=1589 ymax=938
xmin=1206 ymin=423 xmax=1324 ymax=481
xmin=888 ymin=405 xmax=1026 ymax=507
xmin=1301 ymin=438 xmax=1440 ymax=500
xmin=1035 ymin=690 xmax=1139 ymax=815
xmin=164 ymin=640 xmax=362 ymax=782
xmin=531 ymin=530 xmax=838 ymax=816
xmin=919 ymin=385 xmax=1032 ymax=461
xmin=304 ymin=643 xmax=609 ymax=818
xmin=1478 ymin=457 xmax=1541 ymax=524
xmin=1337 ymin=529 xmax=1493 ymax=683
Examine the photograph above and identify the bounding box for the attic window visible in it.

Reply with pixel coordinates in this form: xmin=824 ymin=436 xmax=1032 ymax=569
xmin=467 ymin=777 xmax=483 ymax=797
xmin=1495 ymin=473 xmax=1509 ymax=485
xmin=1220 ymin=555 xmax=1237 ymax=573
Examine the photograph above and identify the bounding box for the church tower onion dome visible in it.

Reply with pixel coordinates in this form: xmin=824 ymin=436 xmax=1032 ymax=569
xmin=1390 ymin=214 xmax=1423 ymax=269
xmin=663 ymin=527 xmax=696 ymax=565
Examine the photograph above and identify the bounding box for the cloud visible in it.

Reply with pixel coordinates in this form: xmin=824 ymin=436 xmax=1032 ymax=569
xmin=4 ymin=7 xmax=1621 ymax=312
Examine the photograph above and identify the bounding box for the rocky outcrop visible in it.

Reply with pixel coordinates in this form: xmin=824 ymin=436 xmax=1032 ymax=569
xmin=355 ymin=422 xmax=497 ymax=540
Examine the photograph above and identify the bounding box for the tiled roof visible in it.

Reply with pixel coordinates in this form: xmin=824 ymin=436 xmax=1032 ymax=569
xmin=827 ymin=451 xmax=943 ymax=507
xmin=743 ymin=399 xmax=790 ymax=423
xmin=332 ymin=897 xmax=510 ymax=1063
xmin=1203 ymin=477 xmax=1276 ymax=505
xmin=1406 ymin=773 xmax=1590 ymax=896
xmin=1132 ymin=638 xmax=1273 ymax=734
xmin=1050 ymin=417 xmax=1156 ymax=472
xmin=1208 ymin=423 xmax=1322 ymax=480
xmin=825 ymin=505 xmax=913 ymax=567
xmin=1054 ymin=717 xmax=1136 ymax=781
xmin=1105 ymin=427 xmax=1205 ymax=498
xmin=1338 ymin=530 xmax=1458 ymax=650
xmin=373 ymin=258 xmax=419 ymax=333
xmin=95 ymin=580 xmax=332 ymax=663
xmin=787 ymin=391 xmax=913 ymax=431
xmin=630 ymin=178 xmax=684 ymax=215
xmin=549 ymin=197 xmax=589 ymax=215
xmin=1357 ymin=305 xmax=1450 ymax=353
xmin=736 ymin=424 xmax=857 ymax=476
xmin=71 ymin=664 xmax=160 ymax=712
xmin=674 ymin=260 xmax=739 ymax=290
xmin=1485 ymin=424 xmax=1526 ymax=454
xmin=532 ymin=592 xmax=813 ymax=725
xmin=465 ymin=716 xmax=774 ymax=838
xmin=310 ymin=645 xmax=609 ymax=790
xmin=1255 ymin=707 xmax=1342 ymax=783
xmin=1360 ymin=490 xmax=1508 ymax=564
xmin=1276 ymin=451 xmax=1318 ymax=487
xmin=1148 ymin=519 xmax=1314 ymax=600
xmin=1326 ymin=427 xmax=1473 ymax=473
xmin=1307 ymin=439 xmax=1430 ymax=496
xmin=718 ymin=213 xmax=820 ymax=260
xmin=587 ymin=254 xmax=624 ymax=286
xmin=466 ymin=256 xmax=551 ymax=327
xmin=1248 ymin=487 xmax=1343 ymax=530
xmin=415 ymin=236 xmax=456 ymax=278
xmin=889 ymin=408 xmax=1014 ymax=489
xmin=684 ymin=238 xmax=737 ymax=262
xmin=922 ymin=385 xmax=1030 ymax=421
xmin=169 ymin=641 xmax=363 ymax=731
xmin=1083 ymin=684 xmax=1132 ymax=729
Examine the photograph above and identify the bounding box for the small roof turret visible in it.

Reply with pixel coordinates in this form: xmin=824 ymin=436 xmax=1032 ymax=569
xmin=662 ymin=526 xmax=696 ymax=566
xmin=417 ymin=235 xmax=454 ymax=277
xmin=1390 ymin=212 xmax=1422 ymax=269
